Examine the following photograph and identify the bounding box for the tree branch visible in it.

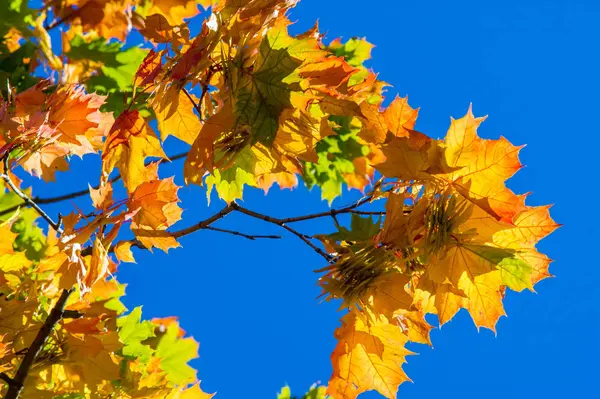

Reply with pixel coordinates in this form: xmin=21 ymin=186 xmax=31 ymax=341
xmin=171 ymin=205 xmax=235 ymax=239
xmin=0 ymin=373 xmax=16 ymax=388
xmin=230 ymin=203 xmax=334 ymax=263
xmin=349 ymin=210 xmax=386 ymax=216
xmin=1 ymin=157 xmax=63 ymax=234
xmin=3 ymin=288 xmax=74 ymax=399
xmin=182 ymin=67 xmax=216 ymax=119
xmin=183 ymin=88 xmax=203 ymax=117
xmin=203 ymin=226 xmax=281 ymax=241
xmin=84 ymin=205 xmax=236 ymax=256
xmin=278 ymin=195 xmax=376 ymax=224
xmin=0 ymin=152 xmax=188 ymax=219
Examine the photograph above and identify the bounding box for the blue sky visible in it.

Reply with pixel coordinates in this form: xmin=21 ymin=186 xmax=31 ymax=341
xmin=33 ymin=0 xmax=599 ymax=398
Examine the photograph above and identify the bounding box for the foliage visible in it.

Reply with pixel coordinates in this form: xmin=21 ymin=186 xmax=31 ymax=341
xmin=0 ymin=1 xmax=558 ymax=399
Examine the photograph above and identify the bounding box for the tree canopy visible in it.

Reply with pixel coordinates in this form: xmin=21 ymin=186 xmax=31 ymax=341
xmin=0 ymin=1 xmax=558 ymax=398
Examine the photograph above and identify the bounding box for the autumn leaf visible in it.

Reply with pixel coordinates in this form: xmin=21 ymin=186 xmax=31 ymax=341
xmin=155 ymin=90 xmax=203 ymax=144
xmin=437 ymin=106 xmax=527 ymax=222
xmin=102 ymin=109 xmax=167 ymax=193
xmin=184 ymin=102 xmax=235 ymax=185
xmin=329 ymin=311 xmax=413 ymax=399
xmin=130 ymin=177 xmax=183 ymax=230
xmin=383 ymin=95 xmax=419 ymax=137
xmin=0 ymin=225 xmax=31 ymax=272
xmin=51 ymin=0 xmax=133 ymax=41
xmin=3 ymin=83 xmax=114 ymax=181
xmin=154 ymin=321 xmax=199 ymax=385
xmin=134 ymin=49 xmax=163 ymax=88
xmin=0 ymin=1 xmax=559 ymax=398
xmin=145 ymin=0 xmax=203 ymax=25
xmin=114 ymin=241 xmax=136 ymax=263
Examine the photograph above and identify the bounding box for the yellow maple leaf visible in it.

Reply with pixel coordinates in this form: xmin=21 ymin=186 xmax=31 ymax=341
xmin=147 ymin=0 xmax=203 ymax=25
xmin=440 ymin=106 xmax=527 ymax=222
xmin=328 ymin=311 xmax=413 ymax=399
xmin=114 ymin=241 xmax=136 ymax=263
xmin=0 ymin=225 xmax=31 ymax=272
xmin=155 ymin=91 xmax=203 ymax=144
xmin=383 ymin=95 xmax=419 ymax=137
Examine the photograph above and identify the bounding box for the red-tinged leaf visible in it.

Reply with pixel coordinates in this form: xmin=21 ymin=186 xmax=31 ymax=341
xmin=89 ymin=183 xmax=113 ymax=211
xmin=134 ymin=50 xmax=163 ymax=88
xmin=299 ymin=56 xmax=358 ymax=88
xmin=129 ymin=177 xmax=183 ymax=230
xmin=184 ymin=103 xmax=234 ymax=184
xmin=102 ymin=110 xmax=167 ymax=193
xmin=147 ymin=0 xmax=202 ymax=25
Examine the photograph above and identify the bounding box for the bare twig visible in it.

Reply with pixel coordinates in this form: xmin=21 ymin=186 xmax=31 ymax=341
xmin=278 ymin=195 xmax=376 ymax=224
xmin=183 ymin=66 xmax=216 ymax=118
xmin=230 ymin=203 xmax=334 ymax=262
xmin=83 ymin=205 xmax=236 ymax=257
xmin=183 ymin=88 xmax=203 ymax=116
xmin=1 ymin=157 xmax=63 ymax=234
xmin=3 ymin=288 xmax=74 ymax=399
xmin=0 ymin=152 xmax=188 ymax=219
xmin=171 ymin=205 xmax=235 ymax=239
xmin=349 ymin=210 xmax=386 ymax=216
xmin=204 ymin=226 xmax=281 ymax=241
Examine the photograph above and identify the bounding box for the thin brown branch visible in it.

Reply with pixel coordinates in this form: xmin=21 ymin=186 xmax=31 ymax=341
xmin=1 ymin=157 xmax=63 ymax=234
xmin=171 ymin=205 xmax=235 ymax=239
xmin=203 ymin=226 xmax=281 ymax=240
xmin=277 ymin=195 xmax=375 ymax=224
xmin=183 ymin=66 xmax=215 ymax=120
xmin=183 ymin=88 xmax=203 ymax=116
xmin=84 ymin=205 xmax=236 ymax=257
xmin=350 ymin=210 xmax=387 ymax=216
xmin=0 ymin=151 xmax=189 ymax=219
xmin=3 ymin=288 xmax=74 ymax=399
xmin=230 ymin=203 xmax=334 ymax=262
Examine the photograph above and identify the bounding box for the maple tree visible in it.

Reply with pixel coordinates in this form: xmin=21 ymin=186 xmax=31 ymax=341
xmin=0 ymin=1 xmax=559 ymax=398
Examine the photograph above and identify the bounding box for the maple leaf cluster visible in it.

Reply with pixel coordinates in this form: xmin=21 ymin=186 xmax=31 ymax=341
xmin=0 ymin=1 xmax=558 ymax=398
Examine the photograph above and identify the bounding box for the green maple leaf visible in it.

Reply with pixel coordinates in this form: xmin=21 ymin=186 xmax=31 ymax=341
xmin=117 ymin=307 xmax=156 ymax=362
xmin=303 ymin=116 xmax=370 ymax=204
xmin=66 ymin=36 xmax=149 ymax=114
xmin=0 ymin=42 xmax=38 ymax=93
xmin=231 ymin=24 xmax=316 ymax=145
xmin=327 ymin=37 xmax=373 ymax=86
xmin=0 ymin=0 xmax=34 ymax=39
xmin=329 ymin=214 xmax=381 ymax=243
xmin=460 ymin=245 xmax=534 ymax=292
xmin=155 ymin=324 xmax=199 ymax=385
xmin=205 ymin=146 xmax=257 ymax=203
xmin=0 ymin=188 xmax=46 ymax=261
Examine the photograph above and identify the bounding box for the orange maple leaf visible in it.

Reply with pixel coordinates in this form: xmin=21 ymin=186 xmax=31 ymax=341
xmin=102 ymin=110 xmax=167 ymax=193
